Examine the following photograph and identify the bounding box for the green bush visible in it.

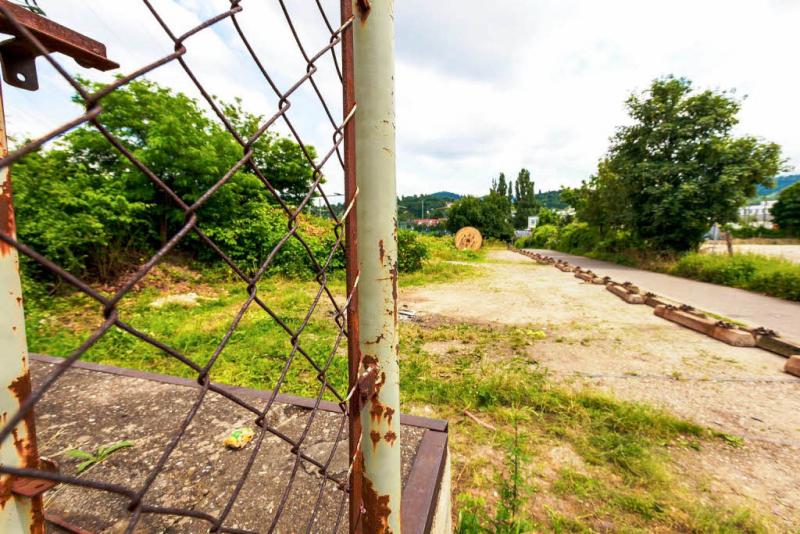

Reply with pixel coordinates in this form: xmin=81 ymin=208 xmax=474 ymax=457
xmin=556 ymin=221 xmax=598 ymax=254
xmin=596 ymin=229 xmax=637 ymax=253
xmin=12 ymin=78 xmax=331 ymax=283
xmin=529 ymin=224 xmax=559 ymax=248
xmin=772 ymin=182 xmax=800 ymax=236
xmin=670 ymin=253 xmax=800 ymax=301
xmin=513 ymin=236 xmax=530 ymax=249
xmin=730 ymin=226 xmax=786 ymax=239
xmin=397 ymin=230 xmax=429 ymax=272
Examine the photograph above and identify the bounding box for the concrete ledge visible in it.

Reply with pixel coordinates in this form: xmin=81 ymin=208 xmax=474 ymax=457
xmin=29 ymin=355 xmax=451 ymax=533
xmin=753 ymin=333 xmax=800 ymax=359
xmin=607 ymin=283 xmax=646 ymax=304
xmin=653 ymin=305 xmax=756 ymax=347
xmin=575 ymin=271 xmax=597 ymax=282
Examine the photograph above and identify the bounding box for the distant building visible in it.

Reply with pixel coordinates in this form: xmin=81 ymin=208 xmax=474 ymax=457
xmin=738 ymin=201 xmax=776 ymax=227
xmin=526 ymin=208 xmax=575 ymax=230
xmin=411 ymin=218 xmax=445 ymax=228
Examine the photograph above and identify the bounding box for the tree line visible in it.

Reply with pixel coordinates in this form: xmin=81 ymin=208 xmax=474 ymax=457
xmin=13 ymin=78 xmax=339 ymax=283
xmin=448 ymin=76 xmax=794 ymax=253
xmin=445 ymin=168 xmax=542 ymax=240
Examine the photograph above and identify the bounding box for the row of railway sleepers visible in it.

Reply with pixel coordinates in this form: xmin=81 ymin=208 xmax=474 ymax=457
xmin=508 ymin=246 xmax=800 ymax=377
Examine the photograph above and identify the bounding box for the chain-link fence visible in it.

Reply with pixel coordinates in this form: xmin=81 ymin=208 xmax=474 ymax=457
xmin=0 ymin=0 xmax=399 ymax=531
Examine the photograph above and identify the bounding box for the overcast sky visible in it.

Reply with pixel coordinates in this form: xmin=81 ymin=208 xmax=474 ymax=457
xmin=5 ymin=0 xmax=799 ymax=197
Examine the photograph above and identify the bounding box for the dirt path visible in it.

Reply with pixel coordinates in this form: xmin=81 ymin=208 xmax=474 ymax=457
xmin=402 ymin=249 xmax=800 ymax=527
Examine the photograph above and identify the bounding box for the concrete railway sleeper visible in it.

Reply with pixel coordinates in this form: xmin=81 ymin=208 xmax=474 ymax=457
xmin=508 ymin=246 xmax=800 ymax=372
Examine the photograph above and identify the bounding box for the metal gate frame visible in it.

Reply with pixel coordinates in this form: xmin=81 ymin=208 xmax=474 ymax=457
xmin=0 ymin=0 xmax=403 ymax=532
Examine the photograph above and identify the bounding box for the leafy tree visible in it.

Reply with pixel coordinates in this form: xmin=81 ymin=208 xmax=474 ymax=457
xmin=13 ymin=77 xmax=321 ymax=280
xmin=397 ymin=230 xmax=429 ymax=272
xmin=446 ymin=196 xmax=484 ymax=234
xmin=569 ymin=77 xmax=784 ymax=252
xmin=446 ymin=193 xmax=514 ymax=242
xmin=512 ymin=168 xmax=537 ymax=229
xmin=772 ymin=182 xmax=800 ymax=235
xmin=492 ymin=173 xmax=509 ymax=198
xmin=481 ymin=192 xmax=515 ymax=241
xmin=536 ymin=207 xmax=561 ymax=227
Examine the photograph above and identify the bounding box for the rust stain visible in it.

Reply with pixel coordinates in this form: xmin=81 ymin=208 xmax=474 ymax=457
xmin=3 ymin=373 xmax=45 ymax=526
xmin=390 ymin=263 xmax=398 ymax=321
xmin=363 ymin=477 xmax=392 ymax=534
xmin=370 ymin=399 xmax=385 ymax=422
xmin=0 ymin=177 xmax=15 ymax=256
xmin=356 ymin=0 xmax=371 ymax=24
xmin=370 ymin=430 xmax=381 ymax=449
xmin=358 ymin=364 xmax=379 ymax=400
xmin=9 ymin=373 xmax=40 ymax=469
xmin=384 ymin=406 xmax=395 ymax=427
xmin=378 ymin=239 xmax=385 ymax=264
xmin=384 ymin=431 xmax=397 ymax=446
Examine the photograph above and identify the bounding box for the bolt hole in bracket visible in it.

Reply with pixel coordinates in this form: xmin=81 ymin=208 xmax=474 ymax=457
xmin=0 ymin=0 xmax=117 ymax=91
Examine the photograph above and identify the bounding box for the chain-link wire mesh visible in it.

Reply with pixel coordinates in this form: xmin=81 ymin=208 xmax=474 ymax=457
xmin=0 ymin=0 xmax=362 ymax=531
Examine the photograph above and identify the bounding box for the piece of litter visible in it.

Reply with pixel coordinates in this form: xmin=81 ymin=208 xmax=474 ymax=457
xmin=398 ymin=309 xmax=416 ymax=318
xmin=224 ymin=428 xmax=255 ymax=450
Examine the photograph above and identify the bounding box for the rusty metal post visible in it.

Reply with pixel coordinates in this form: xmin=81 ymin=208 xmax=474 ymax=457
xmin=0 ymin=83 xmax=44 ymax=534
xmin=341 ymin=0 xmax=363 ymax=531
xmin=352 ymin=0 xmax=402 ymax=532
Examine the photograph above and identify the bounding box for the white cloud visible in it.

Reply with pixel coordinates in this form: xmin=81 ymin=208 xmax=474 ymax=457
xmin=3 ymin=0 xmax=798 ymax=198
xmin=396 ymin=0 xmax=800 ymax=195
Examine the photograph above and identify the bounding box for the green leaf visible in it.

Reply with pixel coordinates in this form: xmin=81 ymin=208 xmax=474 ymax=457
xmin=76 ymin=459 xmax=97 ymax=474
xmin=65 ymin=449 xmax=95 ymax=460
xmin=97 ymin=440 xmax=134 ymax=458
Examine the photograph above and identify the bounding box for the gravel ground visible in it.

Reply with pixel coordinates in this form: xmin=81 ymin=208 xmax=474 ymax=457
xmin=402 ymin=249 xmax=800 ymax=528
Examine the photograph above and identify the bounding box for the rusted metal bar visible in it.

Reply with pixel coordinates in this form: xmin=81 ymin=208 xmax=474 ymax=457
xmin=352 ymin=0 xmax=402 ymax=531
xmin=341 ymin=0 xmax=362 ymax=531
xmin=0 ymin=82 xmax=45 ymax=534
xmin=0 ymin=0 xmax=118 ymax=90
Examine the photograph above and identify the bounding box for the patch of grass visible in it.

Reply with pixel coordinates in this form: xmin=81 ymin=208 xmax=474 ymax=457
xmin=23 ymin=258 xmax=772 ymax=532
xmin=401 ymin=235 xmax=486 ymax=287
xmin=669 ymin=252 xmax=800 ymax=301
xmin=401 ymin=320 xmax=770 ymax=532
xmin=545 ymin=507 xmax=593 ymax=533
xmin=24 ymin=275 xmax=351 ymax=400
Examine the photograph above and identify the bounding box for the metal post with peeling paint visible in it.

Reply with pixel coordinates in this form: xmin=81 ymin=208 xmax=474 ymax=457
xmin=352 ymin=0 xmax=402 ymax=532
xmin=0 ymin=85 xmax=44 ymax=533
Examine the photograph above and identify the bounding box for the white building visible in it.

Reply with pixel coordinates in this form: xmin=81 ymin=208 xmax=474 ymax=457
xmin=738 ymin=201 xmax=776 ymax=227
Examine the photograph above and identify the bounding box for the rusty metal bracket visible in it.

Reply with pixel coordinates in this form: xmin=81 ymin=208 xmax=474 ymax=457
xmin=45 ymin=512 xmax=94 ymax=534
xmin=10 ymin=457 xmax=59 ymax=497
xmin=0 ymin=0 xmax=117 ymax=90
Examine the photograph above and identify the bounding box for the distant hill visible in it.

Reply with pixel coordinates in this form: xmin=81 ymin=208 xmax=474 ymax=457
xmin=430 ymin=191 xmax=460 ymax=201
xmin=756 ymin=174 xmax=800 ymax=198
xmin=535 ymin=189 xmax=567 ymax=209
xmin=398 ymin=192 xmax=459 ymax=221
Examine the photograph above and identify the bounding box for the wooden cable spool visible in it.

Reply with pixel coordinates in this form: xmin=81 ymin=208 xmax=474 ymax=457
xmin=454 ymin=227 xmax=483 ymax=251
